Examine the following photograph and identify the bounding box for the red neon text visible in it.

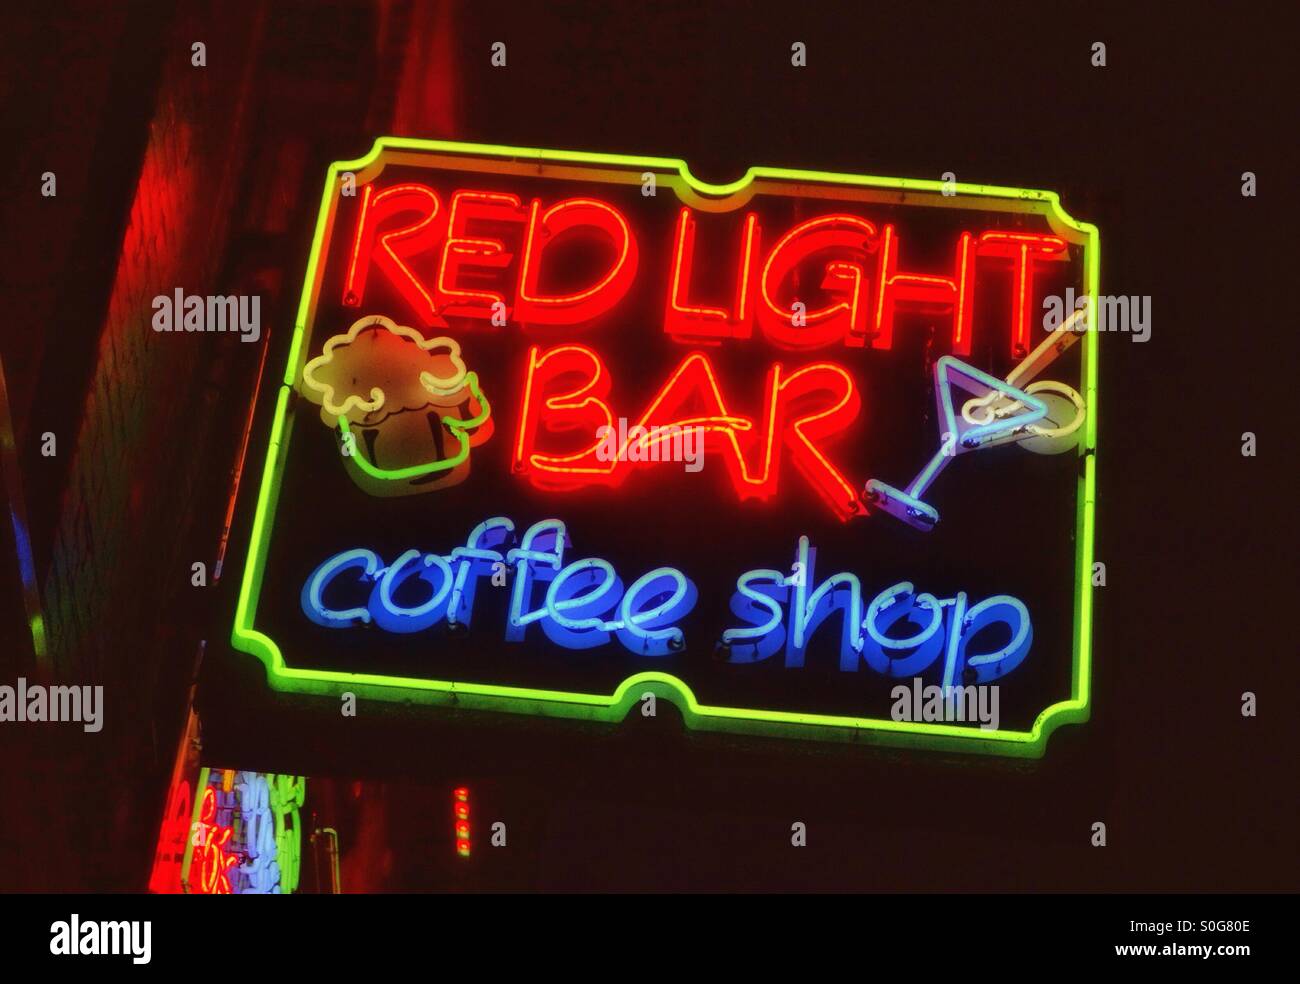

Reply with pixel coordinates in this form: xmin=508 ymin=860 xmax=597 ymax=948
xmin=345 ymin=184 xmax=637 ymax=330
xmin=513 ymin=344 xmax=863 ymax=520
xmin=343 ymin=183 xmax=1068 ymax=357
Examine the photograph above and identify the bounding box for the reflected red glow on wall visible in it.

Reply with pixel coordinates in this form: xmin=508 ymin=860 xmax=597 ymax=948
xmin=147 ymin=778 xmax=192 ymax=894
xmin=388 ymin=0 xmax=459 ymax=139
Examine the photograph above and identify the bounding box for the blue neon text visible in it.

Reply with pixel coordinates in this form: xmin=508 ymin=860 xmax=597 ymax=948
xmin=301 ymin=517 xmax=697 ymax=656
xmin=723 ymin=536 xmax=1032 ymax=685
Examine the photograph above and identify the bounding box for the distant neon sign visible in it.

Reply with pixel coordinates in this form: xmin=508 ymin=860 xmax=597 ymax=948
xmin=454 ymin=786 xmax=471 ymax=858
xmin=180 ymin=768 xmax=306 ymax=895
xmin=231 ymin=139 xmax=1099 ymax=757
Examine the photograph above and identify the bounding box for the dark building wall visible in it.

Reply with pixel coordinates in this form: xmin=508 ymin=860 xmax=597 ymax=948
xmin=42 ymin=7 xmax=263 ymax=697
xmin=2 ymin=1 xmax=268 ymax=891
xmin=1 ymin=0 xmax=452 ymax=890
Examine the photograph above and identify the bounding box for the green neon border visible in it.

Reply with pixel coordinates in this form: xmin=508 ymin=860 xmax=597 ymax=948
xmin=231 ymin=138 xmax=1099 ymax=759
xmin=178 ymin=766 xmax=208 ymax=893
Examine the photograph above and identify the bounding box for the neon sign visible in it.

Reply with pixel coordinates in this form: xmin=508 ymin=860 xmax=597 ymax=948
xmin=454 ymin=786 xmax=471 ymax=858
xmin=148 ymin=777 xmax=193 ymax=894
xmin=180 ymin=768 xmax=307 ymax=894
xmin=301 ymin=314 xmax=493 ymax=495
xmin=302 ymin=517 xmax=1030 ymax=691
xmin=304 ymin=517 xmax=697 ymax=656
xmin=230 ymin=139 xmax=1099 ymax=756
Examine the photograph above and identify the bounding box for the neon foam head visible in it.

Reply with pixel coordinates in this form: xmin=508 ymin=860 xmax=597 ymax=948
xmin=301 ymin=314 xmax=468 ymax=426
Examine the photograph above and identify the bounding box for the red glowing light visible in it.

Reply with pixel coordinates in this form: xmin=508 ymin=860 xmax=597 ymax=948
xmin=975 ymin=231 xmax=1068 ymax=356
xmin=193 ymin=787 xmax=238 ymax=895
xmin=453 ymin=787 xmax=471 ymax=859
xmin=343 ymin=183 xmax=446 ymax=326
xmin=665 ymin=208 xmax=760 ymax=342
xmin=757 ymin=213 xmax=876 ymax=349
xmin=340 ymin=183 xmax=1062 ymax=359
xmin=869 ymin=224 xmax=975 ymax=354
xmin=513 ymin=344 xmax=863 ymax=519
xmin=516 ymin=197 xmax=638 ymax=327
xmin=333 ymin=182 xmax=1073 ymax=521
xmin=435 ymin=190 xmax=524 ymax=320
xmin=345 ymin=184 xmax=639 ymax=332
xmin=772 ymin=360 xmax=863 ymax=519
